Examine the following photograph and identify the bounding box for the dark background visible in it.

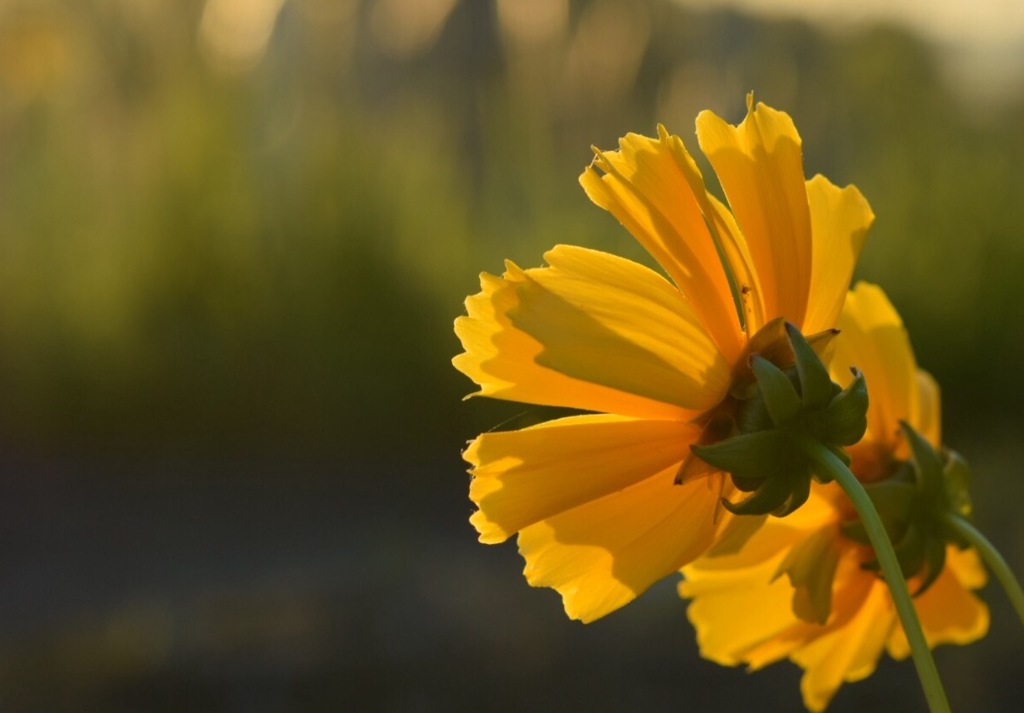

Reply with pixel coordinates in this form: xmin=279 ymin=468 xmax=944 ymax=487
xmin=0 ymin=1 xmax=1021 ymax=710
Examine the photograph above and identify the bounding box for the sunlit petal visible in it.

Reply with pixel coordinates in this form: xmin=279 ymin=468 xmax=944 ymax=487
xmin=912 ymin=369 xmax=942 ymax=447
xmin=682 ymin=553 xmax=802 ymax=668
xmin=511 ymin=245 xmax=730 ymax=412
xmin=886 ymin=546 xmax=990 ymax=659
xmin=832 ymin=283 xmax=918 ymax=462
xmin=519 ymin=466 xmax=722 ymax=622
xmin=802 ymin=176 xmax=873 ymax=335
xmin=580 ymin=128 xmax=746 ymax=362
xmin=792 ymin=576 xmax=893 ymax=712
xmin=452 ymin=248 xmax=724 ymax=420
xmin=467 ymin=413 xmax=700 ymax=543
xmin=696 ymin=97 xmax=812 ymax=326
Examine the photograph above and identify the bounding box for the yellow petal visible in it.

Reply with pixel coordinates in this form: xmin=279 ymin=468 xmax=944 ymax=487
xmin=792 ymin=577 xmax=893 ymax=712
xmin=467 ymin=413 xmax=700 ymax=543
xmin=682 ymin=554 xmax=804 ymax=669
xmin=773 ymin=525 xmax=841 ymax=625
xmin=681 ymin=488 xmax=848 ymax=669
xmin=686 ymin=484 xmax=836 ymax=575
xmin=512 ymin=245 xmax=730 ymax=412
xmin=703 ymin=192 xmax=767 ymax=335
xmin=912 ymin=369 xmax=943 ymax=448
xmin=886 ymin=546 xmax=990 ymax=659
xmin=453 ymin=247 xmax=725 ymax=419
xmin=580 ymin=127 xmax=746 ymax=362
xmin=832 ymin=283 xmax=918 ymax=463
xmin=682 ymin=488 xmax=902 ymax=711
xmin=802 ymin=175 xmax=874 ymax=335
xmin=697 ymin=98 xmax=812 ymax=327
xmin=518 ymin=466 xmax=722 ymax=623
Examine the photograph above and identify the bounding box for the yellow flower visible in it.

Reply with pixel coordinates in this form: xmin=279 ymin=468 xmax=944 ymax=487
xmin=454 ymin=96 xmax=874 ymax=623
xmin=679 ymin=283 xmax=989 ymax=711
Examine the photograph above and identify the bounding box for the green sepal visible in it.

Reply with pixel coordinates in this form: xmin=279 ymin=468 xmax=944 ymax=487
xmin=902 ymin=421 xmax=945 ymax=498
xmin=865 ymin=479 xmax=917 ymax=524
xmin=775 ymin=469 xmax=812 ymax=517
xmin=720 ymin=467 xmax=811 ymax=517
xmin=691 ymin=321 xmax=869 ymax=520
xmin=675 ymin=416 xmax=735 ymax=484
xmin=728 ymin=318 xmax=789 ymax=400
xmin=810 ymin=368 xmax=868 ymax=446
xmin=915 ymin=531 xmax=948 ymax=596
xmin=692 ymin=430 xmax=792 ymax=482
xmin=786 ymin=322 xmax=834 ymax=409
xmin=750 ymin=354 xmax=801 ymax=426
xmin=942 ymin=449 xmax=973 ymax=521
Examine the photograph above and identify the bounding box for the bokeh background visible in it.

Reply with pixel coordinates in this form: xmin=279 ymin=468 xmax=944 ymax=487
xmin=1 ymin=0 xmax=1022 ymax=711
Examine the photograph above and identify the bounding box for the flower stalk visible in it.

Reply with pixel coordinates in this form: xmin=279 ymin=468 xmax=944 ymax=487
xmin=943 ymin=513 xmax=1024 ymax=629
xmin=798 ymin=434 xmax=951 ymax=713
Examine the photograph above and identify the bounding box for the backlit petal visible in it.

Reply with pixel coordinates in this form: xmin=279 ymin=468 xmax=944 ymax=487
xmin=792 ymin=577 xmax=893 ymax=712
xmin=912 ymin=369 xmax=942 ymax=447
xmin=886 ymin=546 xmax=990 ymax=659
xmin=802 ymin=176 xmax=874 ymax=335
xmin=467 ymin=414 xmax=700 ymax=543
xmin=682 ymin=553 xmax=803 ymax=668
xmin=453 ymin=246 xmax=729 ymax=419
xmin=832 ymin=283 xmax=918 ymax=461
xmin=697 ymin=98 xmax=812 ymax=327
xmin=682 ymin=490 xmax=865 ymax=675
xmin=580 ymin=127 xmax=746 ymax=362
xmin=518 ymin=466 xmax=723 ymax=622
xmin=512 ymin=245 xmax=730 ymax=412
xmin=685 ymin=484 xmax=836 ymax=574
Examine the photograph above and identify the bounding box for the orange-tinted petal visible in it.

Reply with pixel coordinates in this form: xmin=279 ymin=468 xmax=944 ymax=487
xmin=802 ymin=175 xmax=874 ymax=335
xmin=580 ymin=127 xmax=746 ymax=362
xmin=886 ymin=546 xmax=990 ymax=659
xmin=791 ymin=576 xmax=893 ymax=712
xmin=685 ymin=484 xmax=836 ymax=574
xmin=703 ymin=192 xmax=767 ymax=335
xmin=681 ymin=489 xmax=859 ymax=673
xmin=453 ymin=246 xmax=728 ymax=419
xmin=511 ymin=245 xmax=730 ymax=412
xmin=697 ymin=97 xmax=812 ymax=327
xmin=832 ymin=283 xmax=918 ymax=460
xmin=682 ymin=553 xmax=803 ymax=669
xmin=518 ymin=466 xmax=723 ymax=622
xmin=467 ymin=413 xmax=700 ymax=543
xmin=912 ymin=369 xmax=942 ymax=448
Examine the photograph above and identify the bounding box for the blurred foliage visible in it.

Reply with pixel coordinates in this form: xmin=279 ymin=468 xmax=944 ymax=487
xmin=1 ymin=0 xmax=1023 ymax=461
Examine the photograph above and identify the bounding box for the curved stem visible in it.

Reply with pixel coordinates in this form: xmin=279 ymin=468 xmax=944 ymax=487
xmin=943 ymin=513 xmax=1024 ymax=628
xmin=797 ymin=436 xmax=951 ymax=713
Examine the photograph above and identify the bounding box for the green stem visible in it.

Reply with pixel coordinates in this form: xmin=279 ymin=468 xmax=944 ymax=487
xmin=797 ymin=436 xmax=951 ymax=713
xmin=943 ymin=513 xmax=1024 ymax=628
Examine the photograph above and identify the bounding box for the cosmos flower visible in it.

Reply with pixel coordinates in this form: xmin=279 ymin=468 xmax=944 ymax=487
xmin=454 ymin=96 xmax=873 ymax=623
xmin=679 ymin=283 xmax=989 ymax=711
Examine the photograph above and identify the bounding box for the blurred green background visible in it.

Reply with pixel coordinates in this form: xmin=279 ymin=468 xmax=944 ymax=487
xmin=1 ymin=0 xmax=1022 ymax=711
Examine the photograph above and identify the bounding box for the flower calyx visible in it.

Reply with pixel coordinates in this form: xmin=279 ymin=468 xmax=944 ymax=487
xmin=693 ymin=321 xmax=868 ymax=518
xmin=841 ymin=422 xmax=974 ymax=595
